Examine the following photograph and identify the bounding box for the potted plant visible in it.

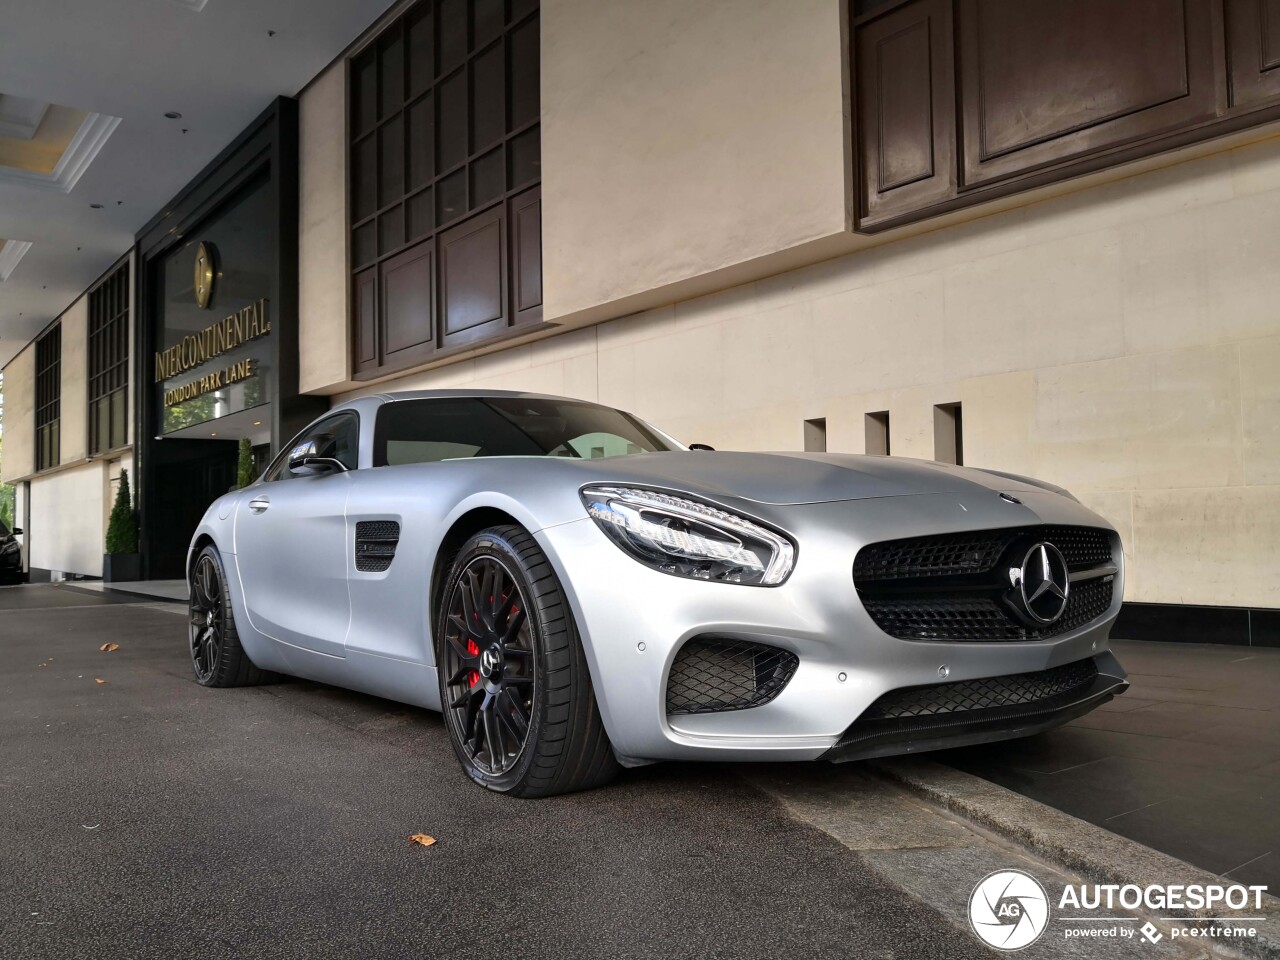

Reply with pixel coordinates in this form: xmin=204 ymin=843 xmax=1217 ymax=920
xmin=103 ymin=469 xmax=140 ymax=582
xmin=236 ymin=437 xmax=255 ymax=489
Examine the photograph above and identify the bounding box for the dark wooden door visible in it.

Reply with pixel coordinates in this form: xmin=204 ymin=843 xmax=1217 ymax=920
xmin=1226 ymin=0 xmax=1280 ymax=106
xmin=854 ymin=0 xmax=956 ymax=228
xmin=955 ymin=0 xmax=1225 ymax=187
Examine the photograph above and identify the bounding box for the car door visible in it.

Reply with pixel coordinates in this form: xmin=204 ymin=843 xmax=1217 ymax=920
xmin=233 ymin=412 xmax=359 ymax=658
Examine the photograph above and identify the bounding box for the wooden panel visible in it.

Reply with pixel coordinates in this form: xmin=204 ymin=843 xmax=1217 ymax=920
xmin=353 ymin=267 xmax=378 ymax=374
xmin=957 ymin=0 xmax=1223 ymax=187
xmin=379 ymin=241 xmax=435 ymax=368
xmin=510 ymin=185 xmax=542 ymax=325
xmin=854 ymin=0 xmax=955 ymax=227
xmin=439 ymin=205 xmax=506 ymax=349
xmin=1226 ymin=0 xmax=1280 ymax=106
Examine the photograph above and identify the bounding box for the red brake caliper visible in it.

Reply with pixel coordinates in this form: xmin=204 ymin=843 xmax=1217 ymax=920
xmin=466 ymin=638 xmax=480 ymax=688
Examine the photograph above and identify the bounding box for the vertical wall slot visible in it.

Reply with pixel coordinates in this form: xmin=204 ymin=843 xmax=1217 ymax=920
xmin=865 ymin=411 xmax=890 ymax=455
xmin=934 ymin=402 xmax=963 ymax=465
xmin=804 ymin=418 xmax=827 ymax=452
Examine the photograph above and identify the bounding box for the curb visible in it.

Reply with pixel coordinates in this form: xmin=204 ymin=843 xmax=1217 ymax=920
xmin=873 ymin=757 xmax=1280 ymax=960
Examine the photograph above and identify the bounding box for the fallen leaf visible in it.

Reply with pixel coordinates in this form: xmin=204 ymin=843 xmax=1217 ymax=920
xmin=94 ymin=678 xmax=107 ymax=685
xmin=407 ymin=833 xmax=437 ymax=848
xmin=99 ymin=643 xmax=120 ymax=653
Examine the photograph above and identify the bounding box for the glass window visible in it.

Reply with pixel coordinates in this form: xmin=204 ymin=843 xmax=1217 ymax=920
xmin=264 ymin=413 xmax=360 ymax=482
xmin=373 ymin=398 xmax=678 ymax=467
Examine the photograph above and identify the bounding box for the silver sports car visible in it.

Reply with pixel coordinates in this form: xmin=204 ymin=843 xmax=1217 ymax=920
xmin=186 ymin=390 xmax=1128 ymax=797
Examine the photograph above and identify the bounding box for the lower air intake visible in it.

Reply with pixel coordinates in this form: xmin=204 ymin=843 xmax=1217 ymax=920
xmin=861 ymin=658 xmax=1099 ymax=721
xmin=666 ymin=638 xmax=799 ymax=715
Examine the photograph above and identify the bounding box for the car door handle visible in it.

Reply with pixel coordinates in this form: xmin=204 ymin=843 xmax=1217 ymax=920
xmin=248 ymin=497 xmax=270 ymax=513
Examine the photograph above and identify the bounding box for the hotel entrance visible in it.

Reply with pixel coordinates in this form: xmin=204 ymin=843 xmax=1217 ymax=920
xmin=133 ymin=98 xmax=324 ymax=579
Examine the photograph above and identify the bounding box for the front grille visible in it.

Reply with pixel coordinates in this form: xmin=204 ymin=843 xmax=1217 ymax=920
xmin=854 ymin=525 xmax=1116 ymax=642
xmin=355 ymin=520 xmax=400 ymax=572
xmin=861 ymin=659 xmax=1099 ymax=720
xmin=863 ymin=576 xmax=1114 ymax=642
xmin=854 ymin=525 xmax=1112 ymax=581
xmin=666 ymin=638 xmax=799 ymax=715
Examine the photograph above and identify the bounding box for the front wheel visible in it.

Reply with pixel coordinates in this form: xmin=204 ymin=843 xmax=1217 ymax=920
xmin=188 ymin=545 xmax=276 ymax=687
xmin=437 ymin=525 xmax=619 ymax=797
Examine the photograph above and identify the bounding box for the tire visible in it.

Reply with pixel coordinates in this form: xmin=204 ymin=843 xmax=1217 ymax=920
xmin=188 ymin=544 xmax=276 ymax=687
xmin=436 ymin=525 xmax=619 ymax=797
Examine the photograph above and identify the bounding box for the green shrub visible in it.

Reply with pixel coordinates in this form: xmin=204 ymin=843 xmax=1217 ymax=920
xmin=237 ymin=437 xmax=255 ymax=489
xmin=105 ymin=469 xmax=138 ymax=555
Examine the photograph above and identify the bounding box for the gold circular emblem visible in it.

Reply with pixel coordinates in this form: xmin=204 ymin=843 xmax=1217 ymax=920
xmin=193 ymin=241 xmax=215 ymax=309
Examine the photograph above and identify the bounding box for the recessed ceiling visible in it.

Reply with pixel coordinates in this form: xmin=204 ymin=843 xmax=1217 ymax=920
xmin=0 ymin=0 xmax=392 ymax=368
xmin=0 ymin=103 xmax=90 ymax=174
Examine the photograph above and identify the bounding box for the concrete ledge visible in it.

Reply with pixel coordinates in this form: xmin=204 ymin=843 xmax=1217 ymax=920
xmin=875 ymin=757 xmax=1280 ymax=960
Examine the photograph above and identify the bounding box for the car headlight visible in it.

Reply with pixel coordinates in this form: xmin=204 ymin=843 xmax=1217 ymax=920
xmin=580 ymin=486 xmax=795 ymax=586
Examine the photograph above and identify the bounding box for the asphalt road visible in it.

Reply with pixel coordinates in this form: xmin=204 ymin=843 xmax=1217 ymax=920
xmin=0 ymin=589 xmax=993 ymax=960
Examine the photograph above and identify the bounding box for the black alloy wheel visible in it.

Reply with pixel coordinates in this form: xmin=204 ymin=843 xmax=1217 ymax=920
xmin=437 ymin=526 xmax=619 ymax=797
xmin=441 ymin=555 xmax=536 ymax=776
xmin=189 ymin=554 xmax=224 ymax=684
xmin=187 ymin=544 xmax=276 ymax=688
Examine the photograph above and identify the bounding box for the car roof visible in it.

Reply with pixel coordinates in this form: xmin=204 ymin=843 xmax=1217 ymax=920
xmin=373 ymin=389 xmax=583 ymax=403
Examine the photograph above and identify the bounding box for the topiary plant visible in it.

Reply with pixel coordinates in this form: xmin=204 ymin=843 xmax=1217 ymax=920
xmin=105 ymin=469 xmax=138 ymax=555
xmin=236 ymin=437 xmax=255 ymax=489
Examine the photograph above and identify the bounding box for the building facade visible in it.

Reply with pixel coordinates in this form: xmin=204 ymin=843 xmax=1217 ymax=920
xmin=4 ymin=0 xmax=1279 ymax=640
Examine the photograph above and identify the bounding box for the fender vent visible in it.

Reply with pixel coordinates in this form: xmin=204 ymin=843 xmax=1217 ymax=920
xmin=666 ymin=638 xmax=799 ymax=715
xmin=355 ymin=520 xmax=400 ymax=572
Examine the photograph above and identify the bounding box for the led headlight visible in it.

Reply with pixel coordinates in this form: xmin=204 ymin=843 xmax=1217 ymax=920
xmin=580 ymin=486 xmax=795 ymax=586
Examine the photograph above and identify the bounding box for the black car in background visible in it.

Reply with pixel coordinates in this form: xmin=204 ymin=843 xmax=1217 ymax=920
xmin=0 ymin=519 xmax=23 ymax=582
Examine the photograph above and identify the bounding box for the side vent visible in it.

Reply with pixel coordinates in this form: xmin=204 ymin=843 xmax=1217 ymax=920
xmin=355 ymin=520 xmax=400 ymax=572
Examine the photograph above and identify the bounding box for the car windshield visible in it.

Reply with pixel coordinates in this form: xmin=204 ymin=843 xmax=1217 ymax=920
xmin=0 ymin=520 xmax=8 ymax=537
xmin=374 ymin=397 xmax=679 ymax=466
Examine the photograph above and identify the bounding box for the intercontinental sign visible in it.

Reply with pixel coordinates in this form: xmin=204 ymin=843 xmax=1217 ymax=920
xmin=154 ymin=298 xmax=270 ymax=407
xmin=154 ymin=298 xmax=269 ymax=382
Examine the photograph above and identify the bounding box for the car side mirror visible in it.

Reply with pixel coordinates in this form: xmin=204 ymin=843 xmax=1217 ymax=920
xmin=288 ymin=438 xmax=347 ymax=477
xmin=12 ymin=527 xmax=21 ymax=535
xmin=689 ymin=443 xmax=715 ymax=451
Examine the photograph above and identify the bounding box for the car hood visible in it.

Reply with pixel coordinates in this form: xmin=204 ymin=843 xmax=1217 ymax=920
xmin=573 ymin=451 xmax=1057 ymax=506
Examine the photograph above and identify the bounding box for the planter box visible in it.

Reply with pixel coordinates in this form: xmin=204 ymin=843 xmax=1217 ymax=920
xmin=103 ymin=553 xmax=141 ymax=583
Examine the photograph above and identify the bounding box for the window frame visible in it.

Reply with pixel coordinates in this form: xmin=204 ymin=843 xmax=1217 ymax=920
xmin=348 ymin=0 xmax=543 ymax=380
xmin=34 ymin=325 xmax=62 ymax=472
xmin=87 ymin=263 xmax=130 ymax=456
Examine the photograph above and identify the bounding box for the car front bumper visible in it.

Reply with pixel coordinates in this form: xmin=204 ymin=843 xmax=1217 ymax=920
xmin=535 ymin=488 xmax=1125 ymax=765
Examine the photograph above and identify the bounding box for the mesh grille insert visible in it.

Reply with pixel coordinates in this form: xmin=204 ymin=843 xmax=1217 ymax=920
xmin=355 ymin=520 xmax=400 ymax=573
xmin=666 ymin=638 xmax=799 ymax=715
xmin=862 ymin=577 xmax=1114 ymax=642
xmin=861 ymin=658 xmax=1099 ymax=721
xmin=854 ymin=525 xmax=1113 ymax=581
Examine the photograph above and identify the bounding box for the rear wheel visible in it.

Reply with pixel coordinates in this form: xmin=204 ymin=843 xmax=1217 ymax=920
xmin=437 ymin=525 xmax=619 ymax=797
xmin=188 ymin=545 xmax=276 ymax=687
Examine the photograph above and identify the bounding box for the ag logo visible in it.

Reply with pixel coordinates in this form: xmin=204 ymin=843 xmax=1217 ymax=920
xmin=193 ymin=240 xmax=217 ymax=309
xmin=969 ymin=869 xmax=1049 ymax=951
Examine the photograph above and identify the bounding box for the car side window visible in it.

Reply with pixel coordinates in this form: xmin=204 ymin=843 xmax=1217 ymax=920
xmin=263 ymin=413 xmax=360 ymax=482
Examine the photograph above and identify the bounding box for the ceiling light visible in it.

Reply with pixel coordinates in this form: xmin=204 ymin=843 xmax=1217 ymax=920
xmin=164 ymin=112 xmax=182 ymax=119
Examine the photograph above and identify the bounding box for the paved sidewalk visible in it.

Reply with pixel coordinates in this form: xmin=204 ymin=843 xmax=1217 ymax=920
xmin=947 ymin=639 xmax=1280 ymax=888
